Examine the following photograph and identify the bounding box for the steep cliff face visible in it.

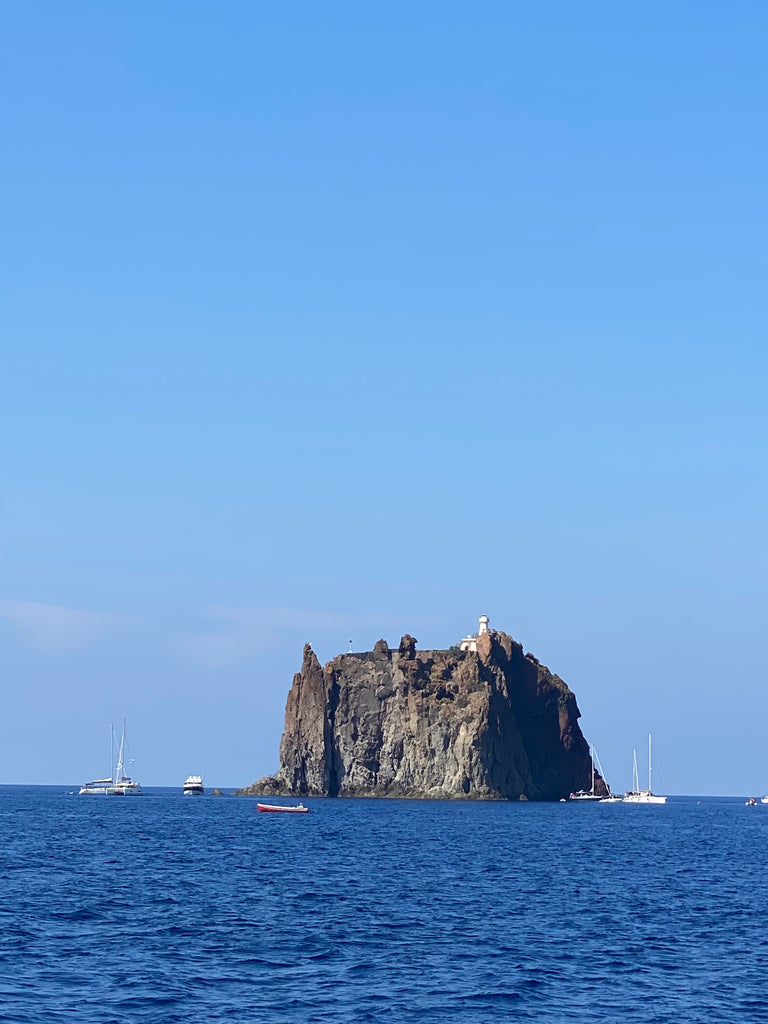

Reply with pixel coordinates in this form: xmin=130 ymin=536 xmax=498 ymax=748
xmin=242 ymin=630 xmax=603 ymax=801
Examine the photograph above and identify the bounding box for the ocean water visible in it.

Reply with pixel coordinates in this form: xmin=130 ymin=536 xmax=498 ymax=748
xmin=1 ymin=789 xmax=767 ymax=1023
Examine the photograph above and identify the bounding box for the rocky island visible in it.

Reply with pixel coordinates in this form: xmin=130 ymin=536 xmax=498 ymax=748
xmin=240 ymin=617 xmax=604 ymax=801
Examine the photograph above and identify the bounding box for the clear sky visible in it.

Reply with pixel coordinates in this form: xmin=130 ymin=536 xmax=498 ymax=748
xmin=2 ymin=3 xmax=766 ymax=794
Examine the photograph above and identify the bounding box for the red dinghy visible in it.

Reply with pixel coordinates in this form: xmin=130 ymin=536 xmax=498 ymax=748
xmin=257 ymin=802 xmax=310 ymax=813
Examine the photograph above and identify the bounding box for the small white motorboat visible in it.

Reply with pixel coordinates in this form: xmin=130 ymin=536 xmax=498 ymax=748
xmin=257 ymin=802 xmax=310 ymax=814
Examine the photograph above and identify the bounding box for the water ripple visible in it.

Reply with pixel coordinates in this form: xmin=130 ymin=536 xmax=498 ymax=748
xmin=1 ymin=790 xmax=767 ymax=1022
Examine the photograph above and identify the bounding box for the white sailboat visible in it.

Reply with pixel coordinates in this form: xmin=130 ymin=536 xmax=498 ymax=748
xmin=79 ymin=722 xmax=144 ymax=796
xmin=593 ymin=747 xmax=622 ymax=802
xmin=623 ymin=734 xmax=666 ymax=804
xmin=569 ymin=745 xmax=603 ymax=801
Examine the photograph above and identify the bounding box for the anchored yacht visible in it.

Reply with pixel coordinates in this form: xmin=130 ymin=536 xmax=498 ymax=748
xmin=623 ymin=735 xmax=666 ymax=804
xmin=183 ymin=775 xmax=204 ymax=796
xmin=79 ymin=722 xmax=144 ymax=796
xmin=569 ymin=745 xmax=603 ymax=801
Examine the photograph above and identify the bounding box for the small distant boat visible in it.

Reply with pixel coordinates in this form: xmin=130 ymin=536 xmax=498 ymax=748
xmin=746 ymin=797 xmax=758 ymax=806
xmin=761 ymin=796 xmax=768 ymax=805
xmin=79 ymin=722 xmax=143 ymax=796
xmin=623 ymin=735 xmax=666 ymax=804
xmin=183 ymin=775 xmax=204 ymax=796
xmin=257 ymin=802 xmax=310 ymax=814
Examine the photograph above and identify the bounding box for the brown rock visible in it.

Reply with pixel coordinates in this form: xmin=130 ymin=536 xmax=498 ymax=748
xmin=239 ymin=629 xmax=601 ymax=801
xmin=398 ymin=634 xmax=417 ymax=659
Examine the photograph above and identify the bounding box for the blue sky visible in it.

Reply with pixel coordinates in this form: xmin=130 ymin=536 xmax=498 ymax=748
xmin=2 ymin=3 xmax=766 ymax=793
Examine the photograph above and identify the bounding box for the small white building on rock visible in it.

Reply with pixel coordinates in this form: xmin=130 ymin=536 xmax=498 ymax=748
xmin=460 ymin=614 xmax=492 ymax=652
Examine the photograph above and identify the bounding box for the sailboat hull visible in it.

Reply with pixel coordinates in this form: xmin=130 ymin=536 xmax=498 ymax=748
xmin=623 ymin=792 xmax=666 ymax=804
xmin=78 ymin=784 xmax=143 ymax=795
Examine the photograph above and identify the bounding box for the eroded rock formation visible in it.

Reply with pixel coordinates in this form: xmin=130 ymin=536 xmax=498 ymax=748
xmin=240 ymin=629 xmax=603 ymax=801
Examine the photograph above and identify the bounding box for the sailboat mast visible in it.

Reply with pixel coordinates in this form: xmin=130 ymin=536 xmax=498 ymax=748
xmin=591 ymin=745 xmax=595 ymax=795
xmin=632 ymin=748 xmax=639 ymax=794
xmin=648 ymin=733 xmax=652 ymax=794
xmin=115 ymin=720 xmax=126 ymax=782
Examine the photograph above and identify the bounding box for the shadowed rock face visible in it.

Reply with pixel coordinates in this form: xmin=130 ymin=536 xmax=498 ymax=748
xmin=240 ymin=631 xmax=603 ymax=801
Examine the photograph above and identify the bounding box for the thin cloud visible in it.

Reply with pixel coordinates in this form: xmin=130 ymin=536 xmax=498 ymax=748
xmin=177 ymin=606 xmax=441 ymax=668
xmin=176 ymin=630 xmax=257 ymax=669
xmin=0 ymin=600 xmax=112 ymax=650
xmin=204 ymin=606 xmax=409 ymax=632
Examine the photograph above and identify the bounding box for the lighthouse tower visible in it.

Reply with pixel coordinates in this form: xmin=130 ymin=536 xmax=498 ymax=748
xmin=460 ymin=614 xmax=492 ymax=652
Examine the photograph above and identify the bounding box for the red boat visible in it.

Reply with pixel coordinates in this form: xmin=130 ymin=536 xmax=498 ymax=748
xmin=257 ymin=802 xmax=310 ymax=813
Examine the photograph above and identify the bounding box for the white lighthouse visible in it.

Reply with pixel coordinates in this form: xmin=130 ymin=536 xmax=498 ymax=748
xmin=460 ymin=614 xmax=492 ymax=652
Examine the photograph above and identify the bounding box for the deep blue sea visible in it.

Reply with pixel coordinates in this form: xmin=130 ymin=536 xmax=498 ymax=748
xmin=1 ymin=788 xmax=767 ymax=1023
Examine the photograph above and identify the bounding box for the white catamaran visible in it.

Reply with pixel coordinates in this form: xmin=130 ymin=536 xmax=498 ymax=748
xmin=623 ymin=734 xmax=666 ymax=804
xmin=79 ymin=722 xmax=144 ymax=796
